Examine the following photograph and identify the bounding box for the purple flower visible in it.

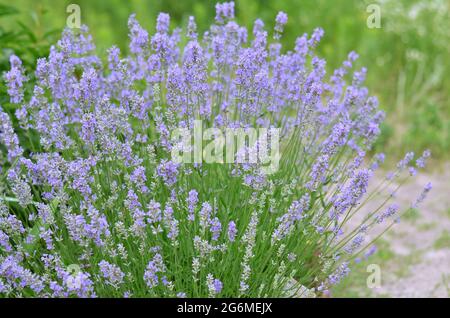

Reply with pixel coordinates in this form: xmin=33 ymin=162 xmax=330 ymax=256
xmin=162 ymin=205 xmax=179 ymax=242
xmin=332 ymin=169 xmax=371 ymax=218
xmin=215 ymin=1 xmax=235 ymax=23
xmin=98 ymin=260 xmax=125 ymax=285
xmin=147 ymin=200 xmax=162 ymax=223
xmin=210 ymin=217 xmax=222 ymax=241
xmin=207 ymin=273 xmax=223 ymax=295
xmin=274 ymin=12 xmax=288 ymax=39
xmin=272 ymin=194 xmax=310 ymax=242
xmin=8 ymin=173 xmax=33 ymax=207
xmin=0 ymin=256 xmax=45 ymax=294
xmin=63 ymin=270 xmax=95 ymax=298
xmin=412 ymin=182 xmax=432 ymax=208
xmin=376 ymin=203 xmax=400 ymax=224
xmin=0 ymin=107 xmax=23 ymax=162
xmin=187 ymin=16 xmax=197 ymax=40
xmin=397 ymin=152 xmax=414 ymax=170
xmin=199 ymin=202 xmax=213 ymax=232
xmin=64 ymin=206 xmax=110 ymax=246
xmin=4 ymin=55 xmax=26 ymax=104
xmin=157 ymin=160 xmax=179 ymax=186
xmin=328 ymin=262 xmax=350 ymax=286
xmin=0 ymin=230 xmax=12 ymax=252
xmin=344 ymin=235 xmax=365 ymax=254
xmin=156 ymin=13 xmax=170 ymax=34
xmin=187 ymin=189 xmax=199 ymax=221
xmin=128 ymin=14 xmax=149 ymax=54
xmin=227 ymin=221 xmax=237 ymax=242
xmin=67 ymin=157 xmax=97 ymax=199
xmin=371 ymin=153 xmax=385 ymax=170
xmin=214 ymin=279 xmax=223 ymax=293
xmin=144 ymin=253 xmax=166 ymax=289
xmin=364 ymin=245 xmax=377 ymax=259
xmin=309 ymin=27 xmax=324 ymax=47
xmin=415 ymin=149 xmax=431 ymax=168
xmin=130 ymin=166 xmax=148 ymax=193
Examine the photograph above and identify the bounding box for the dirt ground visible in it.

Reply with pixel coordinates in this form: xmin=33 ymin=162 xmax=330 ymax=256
xmin=353 ymin=162 xmax=450 ymax=297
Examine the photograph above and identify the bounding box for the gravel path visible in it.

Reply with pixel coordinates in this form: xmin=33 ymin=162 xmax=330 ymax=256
xmin=359 ymin=163 xmax=450 ymax=297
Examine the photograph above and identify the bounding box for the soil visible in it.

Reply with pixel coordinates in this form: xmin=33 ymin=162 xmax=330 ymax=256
xmin=357 ymin=163 xmax=450 ymax=297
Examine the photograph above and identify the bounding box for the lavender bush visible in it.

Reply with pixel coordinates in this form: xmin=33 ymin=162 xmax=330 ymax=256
xmin=0 ymin=2 xmax=431 ymax=297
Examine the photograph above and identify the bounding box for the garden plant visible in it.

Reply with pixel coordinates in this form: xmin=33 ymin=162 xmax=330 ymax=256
xmin=0 ymin=2 xmax=432 ymax=297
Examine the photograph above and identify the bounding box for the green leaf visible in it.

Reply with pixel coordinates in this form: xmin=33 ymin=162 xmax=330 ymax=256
xmin=17 ymin=21 xmax=37 ymax=42
xmin=0 ymin=196 xmax=19 ymax=203
xmin=0 ymin=4 xmax=19 ymax=17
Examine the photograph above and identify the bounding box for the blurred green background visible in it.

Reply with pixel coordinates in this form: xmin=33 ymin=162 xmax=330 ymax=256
xmin=0 ymin=0 xmax=449 ymax=161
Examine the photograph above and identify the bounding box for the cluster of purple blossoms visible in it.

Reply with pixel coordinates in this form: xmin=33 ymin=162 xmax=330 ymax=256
xmin=0 ymin=2 xmax=431 ymax=297
xmin=411 ymin=182 xmax=433 ymax=209
xmin=0 ymin=108 xmax=23 ymax=162
xmin=156 ymin=160 xmax=179 ymax=186
xmin=163 ymin=205 xmax=179 ymax=242
xmin=272 ymin=194 xmax=310 ymax=242
xmin=332 ymin=169 xmax=371 ymax=219
xmin=215 ymin=2 xmax=235 ymax=23
xmin=3 ymin=55 xmax=26 ymax=104
xmin=98 ymin=260 xmax=125 ymax=286
xmin=206 ymin=273 xmax=223 ymax=296
xmin=376 ymin=204 xmax=400 ymax=224
xmin=62 ymin=269 xmax=95 ymax=298
xmin=144 ymin=253 xmax=166 ymax=289
xmin=187 ymin=189 xmax=199 ymax=221
xmin=227 ymin=221 xmax=237 ymax=242
xmin=327 ymin=262 xmax=350 ymax=286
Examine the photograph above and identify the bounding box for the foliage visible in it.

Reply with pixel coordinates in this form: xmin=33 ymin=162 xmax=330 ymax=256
xmin=0 ymin=2 xmax=433 ymax=297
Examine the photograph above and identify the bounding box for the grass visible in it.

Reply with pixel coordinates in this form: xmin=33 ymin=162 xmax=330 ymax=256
xmin=433 ymin=231 xmax=450 ymax=250
xmin=417 ymin=222 xmax=437 ymax=232
xmin=442 ymin=275 xmax=450 ymax=296
xmin=402 ymin=208 xmax=421 ymax=223
xmin=445 ymin=209 xmax=450 ymax=220
xmin=331 ymin=239 xmax=394 ymax=297
xmin=392 ymin=251 xmax=423 ymax=278
xmin=332 ymin=239 xmax=431 ymax=296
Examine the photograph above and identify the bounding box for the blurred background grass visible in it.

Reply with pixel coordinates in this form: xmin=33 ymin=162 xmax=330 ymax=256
xmin=1 ymin=0 xmax=449 ymax=161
